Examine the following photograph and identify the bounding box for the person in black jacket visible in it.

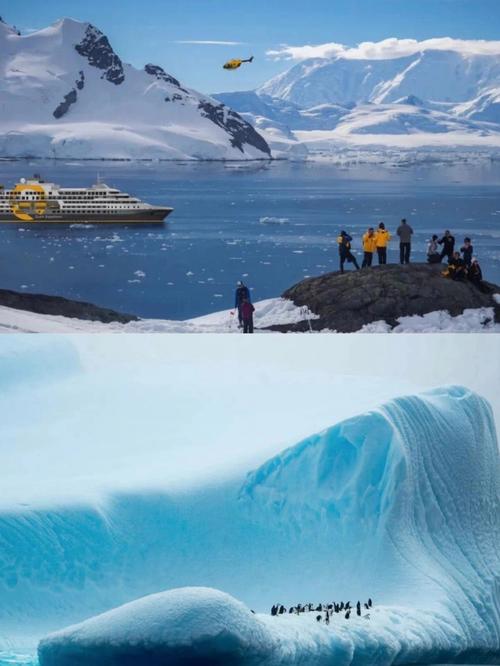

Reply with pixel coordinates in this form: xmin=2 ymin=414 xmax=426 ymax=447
xmin=438 ymin=230 xmax=455 ymax=263
xmin=468 ymin=257 xmax=484 ymax=290
xmin=447 ymin=251 xmax=466 ymax=281
xmin=337 ymin=230 xmax=360 ymax=273
xmin=460 ymin=237 xmax=473 ymax=268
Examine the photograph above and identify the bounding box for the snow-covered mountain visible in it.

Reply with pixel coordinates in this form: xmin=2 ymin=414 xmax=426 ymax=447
xmin=0 ymin=17 xmax=270 ymax=160
xmin=259 ymin=49 xmax=500 ymax=107
xmin=214 ymin=42 xmax=500 ymax=157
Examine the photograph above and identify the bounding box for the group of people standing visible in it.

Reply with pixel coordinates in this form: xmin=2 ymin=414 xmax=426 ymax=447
xmin=337 ymin=219 xmax=412 ymax=273
xmin=338 ymin=221 xmax=484 ymax=288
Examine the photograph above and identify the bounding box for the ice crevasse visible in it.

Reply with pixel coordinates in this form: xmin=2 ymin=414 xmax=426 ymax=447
xmin=13 ymin=386 xmax=500 ymax=663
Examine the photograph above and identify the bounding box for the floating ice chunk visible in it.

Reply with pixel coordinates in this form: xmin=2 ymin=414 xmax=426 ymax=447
xmin=260 ymin=216 xmax=290 ymax=225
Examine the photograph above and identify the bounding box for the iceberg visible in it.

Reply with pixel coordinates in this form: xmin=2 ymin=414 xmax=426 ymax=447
xmin=34 ymin=386 xmax=500 ymax=665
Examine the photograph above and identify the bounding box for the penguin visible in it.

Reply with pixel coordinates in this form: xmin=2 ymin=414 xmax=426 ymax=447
xmin=315 ymin=604 xmax=322 ymax=612
xmin=325 ymin=611 xmax=330 ymax=625
xmin=289 ymin=606 xmax=294 ymax=614
xmin=345 ymin=610 xmax=351 ymax=619
xmin=368 ymin=598 xmax=373 ymax=608
xmin=271 ymin=604 xmax=278 ymax=616
xmin=316 ymin=614 xmax=322 ymax=622
xmin=339 ymin=602 xmax=344 ymax=611
xmin=357 ymin=606 xmax=361 ymax=616
xmin=279 ymin=605 xmax=286 ymax=615
xmin=356 ymin=601 xmax=361 ymax=616
xmin=364 ymin=603 xmax=369 ymax=610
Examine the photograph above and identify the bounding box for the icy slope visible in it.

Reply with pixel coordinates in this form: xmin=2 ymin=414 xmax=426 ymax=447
xmin=0 ymin=18 xmax=270 ymax=160
xmin=36 ymin=386 xmax=500 ymax=664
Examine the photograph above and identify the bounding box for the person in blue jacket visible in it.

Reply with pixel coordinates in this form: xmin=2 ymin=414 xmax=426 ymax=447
xmin=234 ymin=280 xmax=251 ymax=327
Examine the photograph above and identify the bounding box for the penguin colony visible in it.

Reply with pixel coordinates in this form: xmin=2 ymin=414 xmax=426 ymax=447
xmin=270 ymin=598 xmax=373 ymax=623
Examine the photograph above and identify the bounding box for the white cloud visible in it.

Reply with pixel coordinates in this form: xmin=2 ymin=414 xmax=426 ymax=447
xmin=267 ymin=37 xmax=500 ymax=61
xmin=174 ymin=40 xmax=245 ymax=46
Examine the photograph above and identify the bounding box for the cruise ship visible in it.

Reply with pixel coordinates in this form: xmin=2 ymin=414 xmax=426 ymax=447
xmin=0 ymin=176 xmax=173 ymax=223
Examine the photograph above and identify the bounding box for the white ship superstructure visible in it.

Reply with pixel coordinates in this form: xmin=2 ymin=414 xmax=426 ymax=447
xmin=0 ymin=175 xmax=173 ymax=223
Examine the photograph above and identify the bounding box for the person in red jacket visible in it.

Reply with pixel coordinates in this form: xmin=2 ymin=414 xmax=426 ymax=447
xmin=241 ymin=297 xmax=255 ymax=334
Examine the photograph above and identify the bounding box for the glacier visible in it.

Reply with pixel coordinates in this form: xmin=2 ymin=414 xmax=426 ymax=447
xmin=0 ymin=379 xmax=498 ymax=664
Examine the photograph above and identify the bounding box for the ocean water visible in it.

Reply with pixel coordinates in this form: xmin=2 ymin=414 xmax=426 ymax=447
xmin=0 ymin=159 xmax=499 ymax=319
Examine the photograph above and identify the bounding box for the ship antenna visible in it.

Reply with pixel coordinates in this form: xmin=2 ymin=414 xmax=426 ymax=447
xmin=96 ymin=172 xmax=101 ymax=185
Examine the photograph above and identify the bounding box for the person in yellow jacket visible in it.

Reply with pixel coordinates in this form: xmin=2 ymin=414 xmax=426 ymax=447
xmin=374 ymin=222 xmax=391 ymax=265
xmin=362 ymin=227 xmax=377 ymax=267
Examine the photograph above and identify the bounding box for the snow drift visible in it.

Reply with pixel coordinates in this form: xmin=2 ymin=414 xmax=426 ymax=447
xmin=13 ymin=385 xmax=499 ymax=664
xmin=0 ymin=17 xmax=270 ymax=160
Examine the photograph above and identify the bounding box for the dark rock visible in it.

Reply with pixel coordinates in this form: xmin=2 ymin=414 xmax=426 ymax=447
xmin=267 ymin=263 xmax=500 ymax=332
xmin=75 ymin=70 xmax=85 ymax=90
xmin=75 ymin=24 xmax=125 ymax=85
xmin=144 ymin=63 xmax=180 ymax=88
xmin=0 ymin=288 xmax=138 ymax=324
xmin=198 ymin=100 xmax=271 ymax=156
xmin=53 ymin=89 xmax=77 ymax=119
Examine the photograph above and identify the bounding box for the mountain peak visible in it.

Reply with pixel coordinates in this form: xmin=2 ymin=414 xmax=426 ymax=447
xmin=75 ymin=22 xmax=125 ymax=85
xmin=0 ymin=16 xmax=21 ymax=37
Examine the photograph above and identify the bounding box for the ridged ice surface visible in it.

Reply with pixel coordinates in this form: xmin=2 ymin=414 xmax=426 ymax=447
xmin=33 ymin=386 xmax=500 ymax=665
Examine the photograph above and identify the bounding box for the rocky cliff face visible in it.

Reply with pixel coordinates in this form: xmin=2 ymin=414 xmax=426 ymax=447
xmin=271 ymin=263 xmax=500 ymax=332
xmin=75 ymin=24 xmax=125 ymax=85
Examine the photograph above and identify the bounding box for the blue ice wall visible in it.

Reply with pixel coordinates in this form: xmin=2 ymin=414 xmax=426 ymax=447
xmin=1 ymin=386 xmax=498 ymax=657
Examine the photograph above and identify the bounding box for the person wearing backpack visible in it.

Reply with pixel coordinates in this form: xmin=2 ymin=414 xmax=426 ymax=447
xmin=337 ymin=230 xmax=360 ymax=273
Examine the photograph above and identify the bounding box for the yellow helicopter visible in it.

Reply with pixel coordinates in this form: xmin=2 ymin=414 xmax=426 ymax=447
xmin=223 ymin=56 xmax=254 ymax=70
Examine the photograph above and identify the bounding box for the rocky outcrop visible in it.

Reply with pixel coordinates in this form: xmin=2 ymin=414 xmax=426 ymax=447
xmin=75 ymin=70 xmax=85 ymax=90
xmin=144 ymin=63 xmax=181 ymax=88
xmin=53 ymin=89 xmax=77 ymax=118
xmin=198 ymin=100 xmax=271 ymax=155
xmin=268 ymin=263 xmax=500 ymax=332
xmin=0 ymin=289 xmax=138 ymax=324
xmin=75 ymin=24 xmax=125 ymax=85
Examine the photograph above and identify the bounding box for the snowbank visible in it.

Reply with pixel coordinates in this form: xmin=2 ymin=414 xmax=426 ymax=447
xmin=32 ymin=386 xmax=500 ymax=665
xmin=0 ymin=298 xmax=319 ymax=333
xmin=0 ymin=297 xmax=498 ymax=333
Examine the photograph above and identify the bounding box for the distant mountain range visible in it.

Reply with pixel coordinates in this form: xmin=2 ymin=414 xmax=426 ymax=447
xmin=214 ymin=45 xmax=500 ymax=158
xmin=0 ymin=17 xmax=270 ymax=160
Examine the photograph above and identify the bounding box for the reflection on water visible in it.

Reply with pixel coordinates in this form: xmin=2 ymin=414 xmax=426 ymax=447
xmin=0 ymin=159 xmax=499 ymax=319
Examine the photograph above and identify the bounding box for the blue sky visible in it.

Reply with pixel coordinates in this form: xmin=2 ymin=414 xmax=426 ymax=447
xmin=4 ymin=0 xmax=500 ymax=93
